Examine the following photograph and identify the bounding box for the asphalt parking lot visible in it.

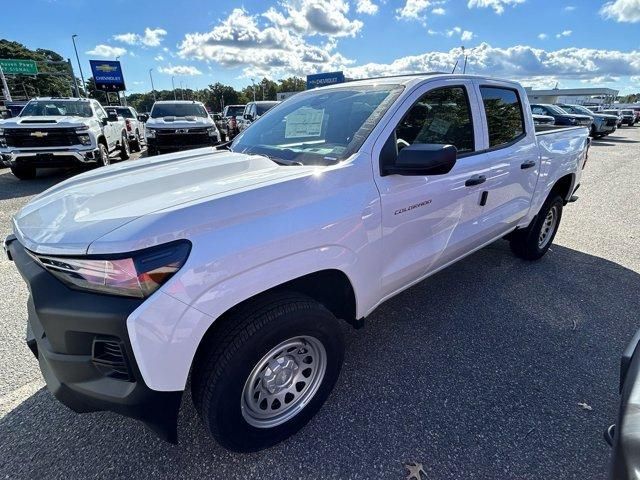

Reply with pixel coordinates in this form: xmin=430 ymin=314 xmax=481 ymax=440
xmin=1 ymin=129 xmax=639 ymax=480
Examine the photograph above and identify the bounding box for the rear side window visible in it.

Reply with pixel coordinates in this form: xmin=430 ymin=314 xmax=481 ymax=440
xmin=395 ymin=86 xmax=474 ymax=153
xmin=480 ymin=87 xmax=525 ymax=148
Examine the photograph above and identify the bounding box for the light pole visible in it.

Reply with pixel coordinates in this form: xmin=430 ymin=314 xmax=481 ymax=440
xmin=148 ymin=68 xmax=156 ymax=101
xmin=251 ymin=78 xmax=256 ymax=102
xmin=71 ymin=34 xmax=86 ymax=97
xmin=180 ymin=81 xmax=184 ymax=100
xmin=171 ymin=76 xmax=177 ymax=100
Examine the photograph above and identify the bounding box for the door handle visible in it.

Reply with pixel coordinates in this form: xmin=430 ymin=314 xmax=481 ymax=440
xmin=521 ymin=160 xmax=536 ymax=169
xmin=465 ymin=175 xmax=486 ymax=187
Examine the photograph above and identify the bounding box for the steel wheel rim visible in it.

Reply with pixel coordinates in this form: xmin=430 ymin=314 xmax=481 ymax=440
xmin=101 ymin=146 xmax=110 ymax=166
xmin=241 ymin=336 xmax=327 ymax=429
xmin=538 ymin=206 xmax=557 ymax=248
xmin=123 ymin=137 xmax=130 ymax=155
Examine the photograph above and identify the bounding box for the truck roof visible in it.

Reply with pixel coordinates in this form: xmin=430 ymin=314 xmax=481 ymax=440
xmin=319 ymin=73 xmax=523 ymax=90
xmin=152 ymin=100 xmax=204 ymax=105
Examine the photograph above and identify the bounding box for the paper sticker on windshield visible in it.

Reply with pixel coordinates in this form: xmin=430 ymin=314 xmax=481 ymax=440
xmin=285 ymin=108 xmax=324 ymax=138
xmin=428 ymin=117 xmax=450 ymax=135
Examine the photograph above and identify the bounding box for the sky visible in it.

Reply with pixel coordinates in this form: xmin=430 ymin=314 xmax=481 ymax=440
xmin=3 ymin=0 xmax=640 ymax=95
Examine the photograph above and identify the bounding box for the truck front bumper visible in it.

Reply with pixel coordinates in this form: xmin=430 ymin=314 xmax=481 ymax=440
xmin=4 ymin=236 xmax=183 ymax=443
xmin=1 ymin=147 xmax=101 ymax=168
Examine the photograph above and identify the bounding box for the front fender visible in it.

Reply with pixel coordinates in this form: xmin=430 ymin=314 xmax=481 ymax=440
xmin=127 ymin=246 xmax=361 ymax=392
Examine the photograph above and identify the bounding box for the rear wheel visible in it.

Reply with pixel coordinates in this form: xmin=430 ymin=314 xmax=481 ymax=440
xmin=192 ymin=292 xmax=344 ymax=452
xmin=130 ymin=132 xmax=142 ymax=152
xmin=119 ymin=134 xmax=130 ymax=160
xmin=10 ymin=165 xmax=37 ymax=180
xmin=510 ymin=194 xmax=563 ymax=260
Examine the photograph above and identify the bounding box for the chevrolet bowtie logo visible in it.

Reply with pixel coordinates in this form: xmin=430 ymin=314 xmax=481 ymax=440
xmin=29 ymin=131 xmax=48 ymax=138
xmin=95 ymin=64 xmax=118 ymax=73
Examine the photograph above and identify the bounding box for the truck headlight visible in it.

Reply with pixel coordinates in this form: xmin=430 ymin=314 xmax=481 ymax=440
xmin=27 ymin=241 xmax=191 ymax=298
xmin=78 ymin=134 xmax=91 ymax=145
xmin=146 ymin=128 xmax=156 ymax=138
xmin=75 ymin=126 xmax=90 ymax=133
xmin=207 ymin=127 xmax=217 ymax=137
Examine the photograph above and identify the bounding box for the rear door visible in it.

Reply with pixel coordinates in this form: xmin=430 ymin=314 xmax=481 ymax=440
xmin=373 ymin=79 xmax=495 ymax=298
xmin=471 ymin=82 xmax=539 ymax=238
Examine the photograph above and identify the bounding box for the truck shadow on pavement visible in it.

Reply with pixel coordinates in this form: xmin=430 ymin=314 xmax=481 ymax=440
xmin=0 ymin=168 xmax=77 ymax=201
xmin=1 ymin=242 xmax=637 ymax=479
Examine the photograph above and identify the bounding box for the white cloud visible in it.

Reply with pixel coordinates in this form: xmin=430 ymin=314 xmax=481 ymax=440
xmin=556 ymin=29 xmax=572 ymax=38
xmin=467 ymin=0 xmax=525 ymax=14
xmin=564 ymin=5 xmax=576 ymax=11
xmin=461 ymin=30 xmax=474 ymax=41
xmin=396 ymin=0 xmax=435 ymax=20
xmin=154 ymin=55 xmax=164 ymax=61
xmin=263 ymin=0 xmax=362 ymax=37
xmin=85 ymin=44 xmax=127 ymax=58
xmin=356 ymin=0 xmax=378 ymax=14
xmin=343 ymin=43 xmax=640 ymax=85
xmin=157 ymin=65 xmax=203 ymax=76
xmin=178 ymin=7 xmax=353 ymax=78
xmin=432 ymin=7 xmax=446 ymax=14
xmin=580 ymin=75 xmax=620 ymax=83
xmin=538 ymin=33 xmax=548 ymax=39
xmin=601 ymin=0 xmax=640 ymax=23
xmin=113 ymin=27 xmax=167 ymax=47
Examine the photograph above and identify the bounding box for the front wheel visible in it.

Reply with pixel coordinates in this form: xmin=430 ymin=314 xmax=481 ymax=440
xmin=192 ymin=292 xmax=344 ymax=452
xmin=10 ymin=165 xmax=37 ymax=180
xmin=510 ymin=194 xmax=563 ymax=260
xmin=97 ymin=143 xmax=110 ymax=167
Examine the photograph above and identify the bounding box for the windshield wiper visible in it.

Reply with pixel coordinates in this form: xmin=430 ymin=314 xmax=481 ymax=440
xmin=241 ymin=149 xmax=303 ymax=166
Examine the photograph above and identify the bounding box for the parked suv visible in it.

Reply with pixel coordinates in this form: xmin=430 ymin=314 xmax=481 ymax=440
xmin=105 ymin=106 xmax=145 ymax=152
xmin=0 ymin=97 xmax=129 ymax=179
xmin=600 ymin=110 xmax=624 ymax=128
xmin=620 ymin=110 xmax=636 ymax=127
xmin=145 ymin=100 xmax=221 ymax=156
xmin=239 ymin=101 xmax=280 ymax=132
xmin=557 ymin=103 xmax=617 ymax=138
xmin=6 ymin=74 xmax=589 ymax=451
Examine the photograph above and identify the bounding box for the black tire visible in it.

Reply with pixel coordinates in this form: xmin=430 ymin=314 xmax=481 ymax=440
xmin=119 ymin=134 xmax=131 ymax=160
xmin=130 ymin=132 xmax=142 ymax=152
xmin=590 ymin=125 xmax=597 ymax=138
xmin=10 ymin=165 xmax=37 ymax=180
xmin=510 ymin=194 xmax=563 ymax=260
xmin=192 ymin=291 xmax=344 ymax=452
xmin=97 ymin=142 xmax=110 ymax=167
xmin=147 ymin=147 xmax=157 ymax=157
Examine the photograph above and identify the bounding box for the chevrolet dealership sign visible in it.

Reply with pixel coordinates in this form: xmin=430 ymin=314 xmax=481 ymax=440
xmin=89 ymin=60 xmax=126 ymax=91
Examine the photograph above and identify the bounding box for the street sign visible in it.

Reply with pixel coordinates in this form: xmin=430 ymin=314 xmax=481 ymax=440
xmin=89 ymin=60 xmax=126 ymax=91
xmin=306 ymin=71 xmax=345 ymax=89
xmin=0 ymin=59 xmax=38 ymax=75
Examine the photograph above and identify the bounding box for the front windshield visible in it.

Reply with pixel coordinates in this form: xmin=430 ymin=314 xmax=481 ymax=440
xmin=231 ymin=85 xmax=403 ymax=165
xmin=150 ymin=103 xmax=208 ymax=118
xmin=256 ymin=103 xmax=278 ymax=115
xmin=545 ymin=105 xmax=568 ymax=115
xmin=565 ymin=105 xmax=592 ymax=115
xmin=107 ymin=107 xmax=134 ymax=118
xmin=20 ymin=100 xmax=92 ymax=117
xmin=226 ymin=106 xmax=245 ymax=117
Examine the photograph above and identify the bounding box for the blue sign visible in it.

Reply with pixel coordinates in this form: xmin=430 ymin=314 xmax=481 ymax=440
xmin=89 ymin=60 xmax=126 ymax=91
xmin=306 ymin=71 xmax=345 ymax=89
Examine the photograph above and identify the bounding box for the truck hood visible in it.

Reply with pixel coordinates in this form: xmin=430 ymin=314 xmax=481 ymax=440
xmin=2 ymin=116 xmax=90 ymax=128
xmin=12 ymin=148 xmax=313 ymax=255
xmin=146 ymin=116 xmax=213 ymax=129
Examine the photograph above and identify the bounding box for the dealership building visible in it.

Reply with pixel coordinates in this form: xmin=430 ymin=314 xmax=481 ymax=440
xmin=525 ymin=87 xmax=619 ymax=106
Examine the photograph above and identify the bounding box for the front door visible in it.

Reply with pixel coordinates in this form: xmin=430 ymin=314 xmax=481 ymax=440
xmin=373 ymin=80 xmax=494 ymax=298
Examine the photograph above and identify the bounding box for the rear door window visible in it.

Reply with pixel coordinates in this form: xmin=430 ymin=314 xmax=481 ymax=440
xmin=481 ymin=87 xmax=525 ymax=148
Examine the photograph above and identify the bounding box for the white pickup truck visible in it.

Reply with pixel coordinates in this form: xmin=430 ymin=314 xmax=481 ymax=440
xmin=0 ymin=97 xmax=130 ymax=179
xmin=5 ymin=74 xmax=589 ymax=451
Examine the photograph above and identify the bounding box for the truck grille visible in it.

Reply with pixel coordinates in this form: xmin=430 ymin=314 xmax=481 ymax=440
xmin=4 ymin=128 xmax=81 ymax=148
xmin=155 ymin=128 xmax=212 ymax=147
xmin=606 ymin=119 xmax=617 ymax=127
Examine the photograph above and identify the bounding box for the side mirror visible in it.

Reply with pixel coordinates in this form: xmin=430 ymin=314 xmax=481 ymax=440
xmin=137 ymin=114 xmax=148 ymax=122
xmin=382 ymin=143 xmax=457 ymax=176
xmin=107 ymin=111 xmax=119 ymax=122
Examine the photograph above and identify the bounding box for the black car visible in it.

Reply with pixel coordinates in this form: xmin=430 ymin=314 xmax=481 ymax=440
xmin=606 ymin=329 xmax=640 ymax=479
xmin=530 ymin=104 xmax=593 ymax=127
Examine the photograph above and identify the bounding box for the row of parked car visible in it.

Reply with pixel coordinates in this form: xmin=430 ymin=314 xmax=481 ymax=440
xmin=210 ymin=101 xmax=280 ymax=142
xmin=531 ymin=103 xmax=640 ymax=138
